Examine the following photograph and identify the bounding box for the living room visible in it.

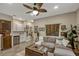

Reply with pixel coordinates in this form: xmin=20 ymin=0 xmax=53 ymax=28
xmin=0 ymin=3 xmax=79 ymax=56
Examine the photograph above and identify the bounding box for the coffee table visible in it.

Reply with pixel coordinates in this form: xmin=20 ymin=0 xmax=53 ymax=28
xmin=25 ymin=44 xmax=46 ymax=56
xmin=25 ymin=44 xmax=54 ymax=56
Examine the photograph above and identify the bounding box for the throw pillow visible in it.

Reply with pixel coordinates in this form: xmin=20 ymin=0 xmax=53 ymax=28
xmin=62 ymin=39 xmax=69 ymax=47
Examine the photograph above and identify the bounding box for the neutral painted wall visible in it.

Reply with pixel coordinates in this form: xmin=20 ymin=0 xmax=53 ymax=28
xmin=0 ymin=12 xmax=12 ymax=21
xmin=76 ymin=9 xmax=79 ymax=24
xmin=76 ymin=9 xmax=79 ymax=41
xmin=34 ymin=12 xmax=76 ymax=36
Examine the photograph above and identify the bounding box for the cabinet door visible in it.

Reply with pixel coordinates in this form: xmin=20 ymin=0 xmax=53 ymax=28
xmin=3 ymin=36 xmax=12 ymax=49
xmin=17 ymin=24 xmax=24 ymax=31
xmin=12 ymin=21 xmax=24 ymax=31
xmin=2 ymin=21 xmax=11 ymax=32
xmin=12 ymin=22 xmax=17 ymax=31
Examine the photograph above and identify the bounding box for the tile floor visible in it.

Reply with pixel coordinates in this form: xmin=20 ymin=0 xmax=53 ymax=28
xmin=0 ymin=41 xmax=34 ymax=56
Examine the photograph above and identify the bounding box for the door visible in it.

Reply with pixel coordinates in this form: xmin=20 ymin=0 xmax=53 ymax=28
xmin=3 ymin=33 xmax=12 ymax=50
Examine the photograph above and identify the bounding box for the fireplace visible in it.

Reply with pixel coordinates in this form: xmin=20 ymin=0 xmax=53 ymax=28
xmin=13 ymin=36 xmax=20 ymax=46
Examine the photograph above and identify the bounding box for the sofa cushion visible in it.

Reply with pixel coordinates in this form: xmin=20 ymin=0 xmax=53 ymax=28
xmin=56 ymin=39 xmax=63 ymax=45
xmin=41 ymin=42 xmax=55 ymax=48
xmin=54 ymin=43 xmax=75 ymax=56
xmin=54 ymin=47 xmax=75 ymax=56
xmin=56 ymin=44 xmax=72 ymax=50
xmin=43 ymin=37 xmax=49 ymax=42
xmin=56 ymin=38 xmax=69 ymax=47
xmin=43 ymin=37 xmax=56 ymax=43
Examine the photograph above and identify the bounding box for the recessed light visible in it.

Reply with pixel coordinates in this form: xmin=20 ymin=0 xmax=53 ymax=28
xmin=54 ymin=5 xmax=59 ymax=9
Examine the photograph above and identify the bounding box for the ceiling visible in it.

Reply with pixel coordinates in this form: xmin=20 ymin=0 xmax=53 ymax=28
xmin=0 ymin=3 xmax=79 ymax=21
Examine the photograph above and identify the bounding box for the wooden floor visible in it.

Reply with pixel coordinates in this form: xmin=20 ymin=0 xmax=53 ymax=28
xmin=0 ymin=41 xmax=34 ymax=56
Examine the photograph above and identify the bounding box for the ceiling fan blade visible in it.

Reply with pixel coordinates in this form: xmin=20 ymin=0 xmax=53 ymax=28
xmin=25 ymin=11 xmax=32 ymax=14
xmin=38 ymin=9 xmax=47 ymax=12
xmin=37 ymin=3 xmax=43 ymax=8
xmin=23 ymin=4 xmax=33 ymax=10
xmin=34 ymin=3 xmax=43 ymax=9
xmin=33 ymin=7 xmax=38 ymax=10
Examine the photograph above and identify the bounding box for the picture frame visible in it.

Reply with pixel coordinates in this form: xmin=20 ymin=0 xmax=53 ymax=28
xmin=34 ymin=26 xmax=38 ymax=33
xmin=61 ymin=25 xmax=66 ymax=31
xmin=39 ymin=27 xmax=45 ymax=31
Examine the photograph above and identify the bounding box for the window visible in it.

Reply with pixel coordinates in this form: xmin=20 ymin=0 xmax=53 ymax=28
xmin=46 ymin=24 xmax=60 ymax=36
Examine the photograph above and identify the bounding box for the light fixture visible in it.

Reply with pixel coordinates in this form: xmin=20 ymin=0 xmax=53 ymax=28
xmin=31 ymin=10 xmax=38 ymax=16
xmin=31 ymin=20 xmax=34 ymax=22
xmin=54 ymin=5 xmax=59 ymax=9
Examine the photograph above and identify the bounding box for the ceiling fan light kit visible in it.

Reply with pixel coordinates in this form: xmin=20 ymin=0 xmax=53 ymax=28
xmin=30 ymin=10 xmax=38 ymax=16
xmin=32 ymin=10 xmax=38 ymax=15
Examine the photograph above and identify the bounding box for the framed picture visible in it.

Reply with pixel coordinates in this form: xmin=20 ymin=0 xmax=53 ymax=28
xmin=34 ymin=26 xmax=38 ymax=33
xmin=61 ymin=25 xmax=66 ymax=31
xmin=39 ymin=27 xmax=45 ymax=31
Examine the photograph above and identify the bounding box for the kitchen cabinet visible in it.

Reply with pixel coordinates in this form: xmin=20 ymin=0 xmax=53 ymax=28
xmin=0 ymin=20 xmax=11 ymax=33
xmin=0 ymin=20 xmax=11 ymax=50
xmin=20 ymin=32 xmax=27 ymax=43
xmin=12 ymin=20 xmax=24 ymax=31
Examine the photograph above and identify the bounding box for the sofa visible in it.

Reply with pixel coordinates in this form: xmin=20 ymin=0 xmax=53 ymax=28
xmin=35 ymin=36 xmax=75 ymax=56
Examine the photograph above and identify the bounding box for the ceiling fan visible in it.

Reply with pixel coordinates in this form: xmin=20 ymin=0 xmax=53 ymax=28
xmin=23 ymin=3 xmax=47 ymax=16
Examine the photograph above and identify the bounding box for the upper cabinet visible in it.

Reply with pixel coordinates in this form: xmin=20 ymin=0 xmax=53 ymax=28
xmin=12 ymin=20 xmax=25 ymax=32
xmin=0 ymin=20 xmax=11 ymax=33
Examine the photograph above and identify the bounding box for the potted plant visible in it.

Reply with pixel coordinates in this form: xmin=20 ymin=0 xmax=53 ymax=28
xmin=65 ymin=25 xmax=78 ymax=49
